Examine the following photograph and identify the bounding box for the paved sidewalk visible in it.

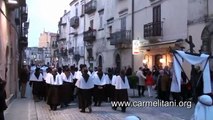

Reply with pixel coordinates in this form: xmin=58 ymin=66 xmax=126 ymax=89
xmin=35 ymin=101 xmax=188 ymax=120
xmin=4 ymin=85 xmax=194 ymax=120
xmin=4 ymin=84 xmax=37 ymax=120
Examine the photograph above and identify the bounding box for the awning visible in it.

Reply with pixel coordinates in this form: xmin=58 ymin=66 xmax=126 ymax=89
xmin=140 ymin=39 xmax=183 ymax=50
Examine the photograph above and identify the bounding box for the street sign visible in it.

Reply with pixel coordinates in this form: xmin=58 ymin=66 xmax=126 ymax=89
xmin=132 ymin=40 xmax=140 ymax=55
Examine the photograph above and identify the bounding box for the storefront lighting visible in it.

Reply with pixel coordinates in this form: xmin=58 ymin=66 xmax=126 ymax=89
xmin=7 ymin=0 xmax=18 ymax=4
xmin=159 ymin=58 xmax=165 ymax=63
xmin=143 ymin=59 xmax=148 ymax=64
xmin=143 ymin=54 xmax=149 ymax=64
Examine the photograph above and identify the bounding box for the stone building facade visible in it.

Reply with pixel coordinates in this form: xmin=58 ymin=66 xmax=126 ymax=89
xmin=57 ymin=0 xmax=213 ymax=73
xmin=0 ymin=0 xmax=29 ymax=101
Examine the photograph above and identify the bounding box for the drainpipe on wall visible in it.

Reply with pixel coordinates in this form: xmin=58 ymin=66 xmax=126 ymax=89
xmin=131 ymin=0 xmax=135 ymax=71
xmin=207 ymin=0 xmax=209 ymax=21
xmin=83 ymin=2 xmax=86 ymax=65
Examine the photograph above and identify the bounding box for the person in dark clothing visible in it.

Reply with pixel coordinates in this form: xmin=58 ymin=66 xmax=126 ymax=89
xmin=125 ymin=66 xmax=132 ymax=76
xmin=0 ymin=78 xmax=7 ymax=120
xmin=142 ymin=64 xmax=150 ymax=77
xmin=19 ymin=65 xmax=30 ymax=98
xmin=191 ymin=66 xmax=204 ymax=104
xmin=181 ymin=71 xmax=188 ymax=101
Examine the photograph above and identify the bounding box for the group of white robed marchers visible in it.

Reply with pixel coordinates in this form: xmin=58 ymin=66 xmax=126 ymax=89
xmin=29 ymin=65 xmax=130 ymax=113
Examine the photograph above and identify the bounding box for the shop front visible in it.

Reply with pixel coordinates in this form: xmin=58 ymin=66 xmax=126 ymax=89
xmin=140 ymin=40 xmax=184 ymax=69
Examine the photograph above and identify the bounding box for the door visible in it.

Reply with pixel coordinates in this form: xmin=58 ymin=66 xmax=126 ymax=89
xmin=155 ymin=54 xmax=163 ymax=69
xmin=116 ymin=54 xmax=121 ymax=72
xmin=98 ymin=55 xmax=102 ymax=67
xmin=153 ymin=5 xmax=161 ymax=36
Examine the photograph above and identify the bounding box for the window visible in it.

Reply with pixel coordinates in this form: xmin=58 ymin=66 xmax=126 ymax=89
xmin=87 ymin=48 xmax=93 ymax=58
xmin=109 ymin=26 xmax=112 ymax=34
xmin=99 ymin=15 xmax=103 ymax=29
xmin=81 ymin=5 xmax=84 ymax=15
xmin=108 ymin=26 xmax=112 ymax=38
xmin=153 ymin=5 xmax=161 ymax=36
xmin=76 ymin=8 xmax=78 ymax=16
xmin=120 ymin=17 xmax=126 ymax=30
xmin=99 ymin=10 xmax=104 ymax=29
xmin=80 ymin=46 xmax=84 ymax=56
xmin=90 ymin=20 xmax=94 ymax=29
xmin=153 ymin=5 xmax=161 ymax=22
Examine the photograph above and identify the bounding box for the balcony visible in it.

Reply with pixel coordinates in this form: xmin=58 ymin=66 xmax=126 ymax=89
xmin=21 ymin=5 xmax=28 ymax=22
xmin=110 ymin=30 xmax=132 ymax=45
xmin=19 ymin=36 xmax=28 ymax=48
xmin=144 ymin=21 xmax=162 ymax=40
xmin=70 ymin=16 xmax=79 ymax=29
xmin=84 ymin=0 xmax=97 ymax=14
xmin=83 ymin=30 xmax=96 ymax=43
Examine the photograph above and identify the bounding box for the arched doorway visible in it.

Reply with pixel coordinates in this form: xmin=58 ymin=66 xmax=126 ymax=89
xmin=201 ymin=22 xmax=213 ymax=54
xmin=98 ymin=55 xmax=102 ymax=67
xmin=201 ymin=22 xmax=213 ymax=70
xmin=115 ymin=54 xmax=121 ymax=71
xmin=155 ymin=54 xmax=163 ymax=69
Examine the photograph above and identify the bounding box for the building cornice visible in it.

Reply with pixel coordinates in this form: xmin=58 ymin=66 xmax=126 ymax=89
xmin=70 ymin=0 xmax=78 ymax=6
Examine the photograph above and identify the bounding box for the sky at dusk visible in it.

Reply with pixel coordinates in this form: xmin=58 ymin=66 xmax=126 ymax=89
xmin=27 ymin=0 xmax=71 ymax=47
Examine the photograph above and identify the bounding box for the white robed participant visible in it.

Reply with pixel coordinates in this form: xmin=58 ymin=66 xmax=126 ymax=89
xmin=75 ymin=68 xmax=94 ymax=113
xmin=113 ymin=69 xmax=130 ymax=112
xmin=193 ymin=95 xmax=213 ymax=120
xmin=43 ymin=67 xmax=52 ymax=101
xmin=92 ymin=67 xmax=107 ymax=106
xmin=46 ymin=68 xmax=63 ymax=111
xmin=61 ymin=67 xmax=74 ymax=107
xmin=41 ymin=66 xmax=48 ymax=78
xmin=105 ymin=68 xmax=117 ymax=102
xmin=30 ymin=65 xmax=36 ymax=76
xmin=29 ymin=68 xmax=44 ymax=101
xmin=75 ymin=64 xmax=92 ymax=80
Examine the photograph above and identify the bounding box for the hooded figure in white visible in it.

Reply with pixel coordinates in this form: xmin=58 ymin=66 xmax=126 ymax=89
xmin=92 ymin=66 xmax=107 ymax=106
xmin=193 ymin=95 xmax=213 ymax=120
xmin=113 ymin=69 xmax=130 ymax=113
xmin=29 ymin=67 xmax=44 ymax=101
xmin=75 ymin=67 xmax=94 ymax=113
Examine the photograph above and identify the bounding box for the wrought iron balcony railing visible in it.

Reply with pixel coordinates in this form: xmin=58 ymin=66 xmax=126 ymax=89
xmin=70 ymin=16 xmax=79 ymax=29
xmin=83 ymin=30 xmax=96 ymax=43
xmin=52 ymin=43 xmax=58 ymax=48
xmin=110 ymin=30 xmax=132 ymax=45
xmin=85 ymin=0 xmax=97 ymax=14
xmin=144 ymin=21 xmax=162 ymax=39
xmin=68 ymin=47 xmax=74 ymax=54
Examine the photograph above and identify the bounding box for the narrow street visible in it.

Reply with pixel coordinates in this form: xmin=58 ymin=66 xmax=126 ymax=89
xmin=4 ymin=84 xmax=194 ymax=120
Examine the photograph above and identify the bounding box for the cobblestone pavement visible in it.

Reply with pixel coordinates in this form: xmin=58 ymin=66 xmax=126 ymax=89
xmin=35 ymin=94 xmax=194 ymax=120
xmin=5 ymin=85 xmax=195 ymax=120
